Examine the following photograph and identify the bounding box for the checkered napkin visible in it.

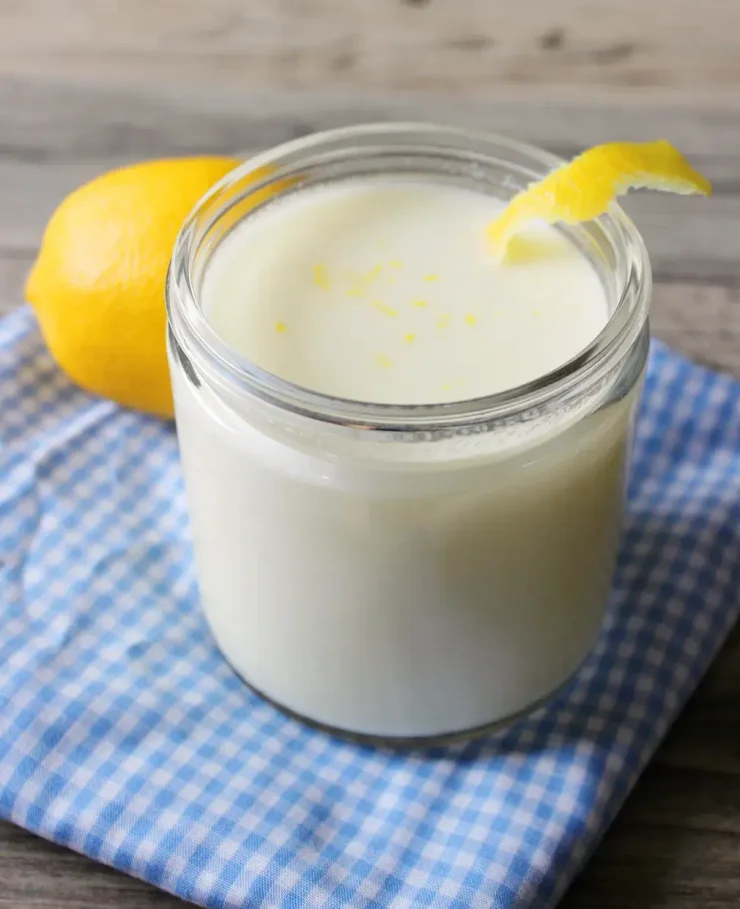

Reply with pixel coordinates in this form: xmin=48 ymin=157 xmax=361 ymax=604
xmin=1 ymin=306 xmax=739 ymax=909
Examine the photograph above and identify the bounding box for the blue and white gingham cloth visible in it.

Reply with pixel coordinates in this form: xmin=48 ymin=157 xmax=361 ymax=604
xmin=1 ymin=305 xmax=739 ymax=909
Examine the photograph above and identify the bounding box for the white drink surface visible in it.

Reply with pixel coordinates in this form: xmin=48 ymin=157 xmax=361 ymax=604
xmin=171 ymin=176 xmax=636 ymax=739
xmin=204 ymin=180 xmax=608 ymax=403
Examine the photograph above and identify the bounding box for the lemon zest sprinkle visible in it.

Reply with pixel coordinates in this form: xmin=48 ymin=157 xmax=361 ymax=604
xmin=345 ymin=264 xmax=384 ymax=297
xmin=389 ymin=259 xmax=402 ymax=269
xmin=275 ymin=321 xmax=287 ymax=333
xmin=465 ymin=313 xmax=477 ymax=326
xmin=437 ymin=313 xmax=451 ymax=330
xmin=404 ymin=333 xmax=416 ymax=343
xmin=313 ymin=264 xmax=330 ymax=290
xmin=412 ymin=299 xmax=428 ymax=308
xmin=374 ymin=353 xmax=393 ymax=368
xmin=372 ymin=300 xmax=398 ymax=317
xmin=424 ymin=274 xmax=439 ymax=282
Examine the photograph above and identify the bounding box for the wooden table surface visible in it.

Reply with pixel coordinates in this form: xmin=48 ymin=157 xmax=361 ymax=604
xmin=3 ymin=13 xmax=740 ymax=902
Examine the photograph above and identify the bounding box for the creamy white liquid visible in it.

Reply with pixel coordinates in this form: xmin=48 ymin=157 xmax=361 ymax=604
xmin=204 ymin=180 xmax=608 ymax=404
xmin=171 ymin=177 xmax=637 ymax=739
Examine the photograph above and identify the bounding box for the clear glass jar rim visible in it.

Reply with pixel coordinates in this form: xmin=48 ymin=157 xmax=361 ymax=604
xmin=167 ymin=122 xmax=652 ymax=433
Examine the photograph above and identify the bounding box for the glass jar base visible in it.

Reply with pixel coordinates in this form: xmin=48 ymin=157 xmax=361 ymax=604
xmin=221 ymin=653 xmax=577 ymax=749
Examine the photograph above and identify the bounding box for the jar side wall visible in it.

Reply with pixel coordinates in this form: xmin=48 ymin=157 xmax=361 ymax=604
xmin=166 ymin=124 xmax=652 ymax=739
xmin=170 ymin=345 xmax=642 ymax=738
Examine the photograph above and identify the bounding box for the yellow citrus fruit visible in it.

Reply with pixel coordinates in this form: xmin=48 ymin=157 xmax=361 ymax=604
xmin=487 ymin=140 xmax=711 ymax=258
xmin=25 ymin=156 xmax=240 ymax=417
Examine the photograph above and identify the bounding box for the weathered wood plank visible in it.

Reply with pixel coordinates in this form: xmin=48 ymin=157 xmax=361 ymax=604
xmin=3 ymin=77 xmax=740 ymax=164
xmin=566 ymin=763 xmax=740 ymax=908
xmin=0 ymin=820 xmax=187 ymax=908
xmin=1 ymin=0 xmax=740 ymax=98
xmin=0 ymin=251 xmax=31 ymax=314
xmin=651 ymin=282 xmax=740 ymax=376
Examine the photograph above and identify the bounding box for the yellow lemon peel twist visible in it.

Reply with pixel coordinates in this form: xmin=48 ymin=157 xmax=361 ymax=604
xmin=487 ymin=140 xmax=711 ymax=259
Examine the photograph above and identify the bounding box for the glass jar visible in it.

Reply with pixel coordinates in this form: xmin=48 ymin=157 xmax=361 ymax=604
xmin=166 ymin=124 xmax=651 ymax=743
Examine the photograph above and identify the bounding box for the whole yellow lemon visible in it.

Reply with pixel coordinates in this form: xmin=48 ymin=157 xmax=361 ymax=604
xmin=25 ymin=156 xmax=240 ymax=418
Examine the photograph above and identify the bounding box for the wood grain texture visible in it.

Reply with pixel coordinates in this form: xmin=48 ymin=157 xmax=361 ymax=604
xmin=1 ymin=0 xmax=740 ymax=99
xmin=0 ymin=821 xmax=189 ymax=908
xmin=2 ymin=68 xmax=740 ymax=908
